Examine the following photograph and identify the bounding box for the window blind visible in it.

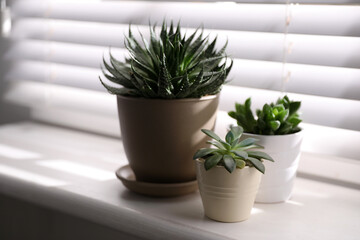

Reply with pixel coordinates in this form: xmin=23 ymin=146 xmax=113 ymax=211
xmin=1 ymin=0 xmax=360 ymax=158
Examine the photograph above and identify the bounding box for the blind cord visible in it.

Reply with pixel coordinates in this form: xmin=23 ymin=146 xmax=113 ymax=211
xmin=280 ymin=0 xmax=294 ymax=95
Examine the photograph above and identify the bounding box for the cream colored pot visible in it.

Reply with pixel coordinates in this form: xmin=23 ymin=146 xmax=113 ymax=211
xmin=242 ymin=131 xmax=303 ymax=203
xmin=195 ymin=159 xmax=262 ymax=222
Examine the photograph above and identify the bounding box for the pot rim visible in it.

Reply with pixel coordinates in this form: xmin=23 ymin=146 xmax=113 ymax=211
xmin=242 ymin=129 xmax=303 ymax=139
xmin=195 ymin=158 xmax=252 ymax=171
xmin=116 ymin=94 xmax=218 ymax=102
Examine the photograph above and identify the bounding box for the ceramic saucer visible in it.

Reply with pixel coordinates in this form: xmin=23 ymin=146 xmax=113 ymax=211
xmin=116 ymin=165 xmax=198 ymax=197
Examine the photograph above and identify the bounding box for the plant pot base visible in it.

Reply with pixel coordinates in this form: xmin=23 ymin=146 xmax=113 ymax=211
xmin=116 ymin=165 xmax=198 ymax=197
xmin=255 ymin=193 xmax=292 ymax=203
xmin=204 ymin=211 xmax=250 ymax=223
xmin=201 ymin=196 xmax=255 ymax=222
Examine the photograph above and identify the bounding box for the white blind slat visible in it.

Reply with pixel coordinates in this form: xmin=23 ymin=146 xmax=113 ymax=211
xmin=3 ymin=81 xmax=115 ymax=116
xmin=3 ymin=39 xmax=126 ymax=68
xmin=229 ymin=60 xmax=360 ymax=100
xmin=11 ymin=1 xmax=360 ymax=37
xmin=3 ymin=61 xmax=102 ymax=91
xmin=10 ymin=19 xmax=360 ymax=68
xmin=143 ymin=0 xmax=360 ymax=3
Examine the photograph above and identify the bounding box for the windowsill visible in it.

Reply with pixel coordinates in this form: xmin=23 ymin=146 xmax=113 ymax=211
xmin=0 ymin=121 xmax=359 ymax=240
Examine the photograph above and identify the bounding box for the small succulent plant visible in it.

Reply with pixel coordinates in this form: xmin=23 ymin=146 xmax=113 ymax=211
xmin=193 ymin=126 xmax=273 ymax=174
xmin=100 ymin=20 xmax=233 ymax=99
xmin=228 ymin=96 xmax=301 ymax=135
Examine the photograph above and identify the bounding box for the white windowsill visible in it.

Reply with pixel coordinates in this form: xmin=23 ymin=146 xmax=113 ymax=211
xmin=0 ymin=121 xmax=359 ymax=240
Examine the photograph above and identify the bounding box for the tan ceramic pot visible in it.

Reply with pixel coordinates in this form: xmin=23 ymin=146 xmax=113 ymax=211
xmin=241 ymin=131 xmax=303 ymax=203
xmin=195 ymin=159 xmax=262 ymax=222
xmin=117 ymin=95 xmax=219 ymax=183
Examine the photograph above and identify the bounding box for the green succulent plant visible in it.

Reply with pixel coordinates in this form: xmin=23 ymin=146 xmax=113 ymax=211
xmin=193 ymin=126 xmax=274 ymax=174
xmin=228 ymin=96 xmax=302 ymax=135
xmin=100 ymin=20 xmax=233 ymax=99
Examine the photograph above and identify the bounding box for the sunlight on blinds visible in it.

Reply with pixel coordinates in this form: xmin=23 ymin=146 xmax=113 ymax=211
xmin=1 ymin=0 xmax=359 ymax=139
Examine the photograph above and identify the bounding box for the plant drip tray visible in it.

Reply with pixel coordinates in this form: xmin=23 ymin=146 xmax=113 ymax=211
xmin=116 ymin=165 xmax=198 ymax=197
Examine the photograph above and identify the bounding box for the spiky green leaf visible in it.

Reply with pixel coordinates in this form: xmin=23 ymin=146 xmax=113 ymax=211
xmin=99 ymin=20 xmax=232 ymax=99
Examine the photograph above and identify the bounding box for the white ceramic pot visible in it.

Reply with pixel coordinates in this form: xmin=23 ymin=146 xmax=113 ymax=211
xmin=242 ymin=131 xmax=303 ymax=203
xmin=195 ymin=159 xmax=262 ymax=222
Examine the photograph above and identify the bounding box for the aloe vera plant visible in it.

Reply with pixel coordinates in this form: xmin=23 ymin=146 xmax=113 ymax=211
xmin=99 ymin=20 xmax=233 ymax=98
xmin=193 ymin=126 xmax=273 ymax=174
xmin=228 ymin=96 xmax=302 ymax=135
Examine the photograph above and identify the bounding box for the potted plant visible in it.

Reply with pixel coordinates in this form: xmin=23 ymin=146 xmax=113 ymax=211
xmin=99 ymin=20 xmax=232 ymax=195
xmin=193 ymin=126 xmax=273 ymax=222
xmin=228 ymin=96 xmax=302 ymax=203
